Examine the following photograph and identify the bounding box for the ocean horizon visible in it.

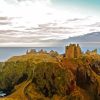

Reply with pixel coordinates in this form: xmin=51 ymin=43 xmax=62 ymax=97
xmin=0 ymin=47 xmax=100 ymax=62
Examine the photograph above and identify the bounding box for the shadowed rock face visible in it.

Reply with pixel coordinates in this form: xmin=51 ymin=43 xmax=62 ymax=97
xmin=76 ymin=62 xmax=100 ymax=100
xmin=91 ymin=61 xmax=100 ymax=75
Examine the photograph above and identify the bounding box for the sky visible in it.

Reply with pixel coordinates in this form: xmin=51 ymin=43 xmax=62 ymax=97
xmin=0 ymin=0 xmax=100 ymax=47
xmin=54 ymin=0 xmax=100 ymax=8
xmin=0 ymin=0 xmax=100 ymax=61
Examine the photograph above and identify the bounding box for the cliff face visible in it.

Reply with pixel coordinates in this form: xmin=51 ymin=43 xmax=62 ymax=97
xmin=65 ymin=44 xmax=82 ymax=59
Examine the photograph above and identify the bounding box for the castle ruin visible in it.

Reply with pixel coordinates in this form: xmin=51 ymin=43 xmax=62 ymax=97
xmin=65 ymin=44 xmax=82 ymax=58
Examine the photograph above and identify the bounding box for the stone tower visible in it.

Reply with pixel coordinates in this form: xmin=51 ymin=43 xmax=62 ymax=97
xmin=65 ymin=44 xmax=82 ymax=58
xmin=26 ymin=49 xmax=36 ymax=54
xmin=76 ymin=44 xmax=82 ymax=58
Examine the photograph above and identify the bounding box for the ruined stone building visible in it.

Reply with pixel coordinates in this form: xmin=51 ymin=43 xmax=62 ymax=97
xmin=86 ymin=49 xmax=97 ymax=56
xmin=26 ymin=49 xmax=36 ymax=54
xmin=65 ymin=44 xmax=82 ymax=58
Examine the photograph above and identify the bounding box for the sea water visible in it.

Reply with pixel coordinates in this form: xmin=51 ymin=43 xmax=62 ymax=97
xmin=0 ymin=91 xmax=6 ymax=97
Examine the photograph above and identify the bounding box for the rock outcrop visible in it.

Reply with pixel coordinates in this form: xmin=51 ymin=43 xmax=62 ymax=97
xmin=86 ymin=49 xmax=97 ymax=56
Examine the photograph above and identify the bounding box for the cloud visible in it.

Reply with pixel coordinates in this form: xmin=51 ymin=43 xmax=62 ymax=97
xmin=0 ymin=16 xmax=11 ymax=25
xmin=0 ymin=0 xmax=100 ymax=47
xmin=87 ymin=22 xmax=100 ymax=27
xmin=0 ymin=16 xmax=100 ymax=47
